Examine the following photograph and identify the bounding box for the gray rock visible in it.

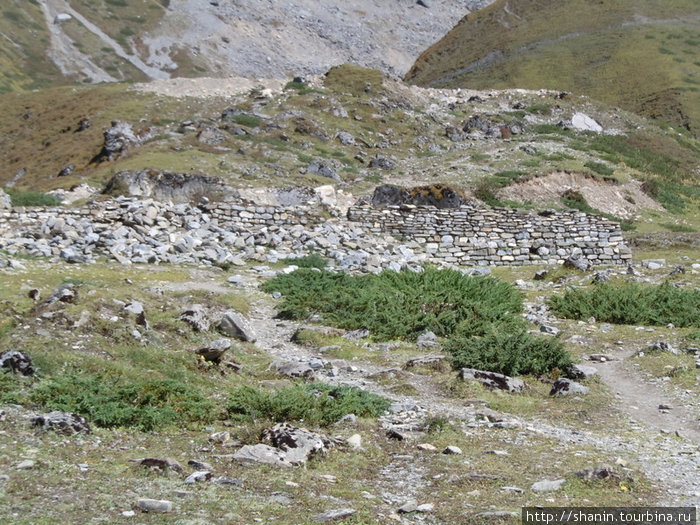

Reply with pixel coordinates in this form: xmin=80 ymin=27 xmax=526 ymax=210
xmin=103 ymin=170 xmax=229 ymax=203
xmin=273 ymin=361 xmax=315 ymax=378
xmin=132 ymin=457 xmax=183 ymax=472
xmin=571 ymin=113 xmax=602 ymax=132
xmin=0 ymin=350 xmax=34 ymax=376
xmin=197 ymin=126 xmax=226 ymax=145
xmin=314 ymin=508 xmax=356 ymax=523
xmin=398 ymin=500 xmax=418 ymax=513
xmin=187 ymin=460 xmax=212 ymax=471
xmin=568 ymin=364 xmax=598 ymax=379
xmin=31 ymin=411 xmax=91 ymax=435
xmin=442 ymin=445 xmax=463 ymax=455
xmin=195 ymin=338 xmax=232 ymax=363
xmin=16 ymin=459 xmax=35 ymax=470
xmin=184 ymin=471 xmax=212 ymax=483
xmin=549 ymin=378 xmax=589 ymax=396
xmin=0 ymin=188 xmax=12 ymax=209
xmin=96 ymin=121 xmax=140 ymax=162
xmin=531 ymin=478 xmax=566 ymax=492
xmin=459 ymin=368 xmax=525 ymax=393
xmin=261 ymin=423 xmax=332 ymax=465
xmin=306 ymin=161 xmax=341 ymax=181
xmin=539 ymin=324 xmax=560 ymax=335
xmin=180 ymin=305 xmax=211 ymax=332
xmin=649 ymin=341 xmax=678 ymax=355
xmin=336 ymin=131 xmax=355 ymax=145
xmin=403 ymin=355 xmax=446 ymax=369
xmin=368 ymin=155 xmax=396 ymax=170
xmin=416 ymin=331 xmax=439 ymax=347
xmin=563 ymin=255 xmax=590 ymax=271
xmin=218 ymin=311 xmax=256 ymax=342
xmin=533 ymin=270 xmax=548 ymax=280
xmin=233 ymin=444 xmax=292 ymax=467
xmin=124 ymin=301 xmax=144 ymax=315
xmin=343 ymin=328 xmax=370 ymax=340
xmin=136 ymin=498 xmax=173 ymax=513
xmin=211 ymin=476 xmax=242 ymax=486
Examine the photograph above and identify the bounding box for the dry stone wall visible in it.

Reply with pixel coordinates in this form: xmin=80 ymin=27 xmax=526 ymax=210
xmin=347 ymin=203 xmax=631 ymax=266
xmin=0 ymin=198 xmax=630 ymax=268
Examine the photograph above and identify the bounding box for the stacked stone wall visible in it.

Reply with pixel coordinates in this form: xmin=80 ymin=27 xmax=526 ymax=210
xmin=347 ymin=204 xmax=630 ymax=266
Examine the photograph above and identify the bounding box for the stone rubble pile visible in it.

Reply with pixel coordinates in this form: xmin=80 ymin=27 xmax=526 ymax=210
xmin=0 ymin=197 xmax=430 ymax=272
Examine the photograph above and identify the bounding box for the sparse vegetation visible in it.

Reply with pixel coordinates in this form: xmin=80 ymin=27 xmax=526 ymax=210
xmin=5 ymin=188 xmax=62 ymax=207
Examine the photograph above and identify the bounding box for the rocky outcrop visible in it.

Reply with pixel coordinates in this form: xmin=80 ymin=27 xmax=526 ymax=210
xmin=31 ymin=411 xmax=91 ymax=435
xmin=92 ymin=121 xmax=140 ymax=162
xmin=0 ymin=350 xmax=34 ymax=376
xmin=103 ymin=170 xmax=230 ymax=203
xmin=370 ymin=184 xmax=467 ymax=209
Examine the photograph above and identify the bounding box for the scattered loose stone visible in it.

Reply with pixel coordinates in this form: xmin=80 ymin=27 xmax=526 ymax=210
xmin=16 ymin=459 xmax=35 ymax=470
xmin=185 ymin=471 xmax=212 ymax=484
xmin=574 ymin=466 xmax=619 ymax=480
xmin=180 ymin=305 xmax=211 ymax=332
xmin=136 ymin=498 xmax=173 ymax=513
xmin=233 ymin=444 xmax=292 ymax=468
xmin=347 ymin=434 xmax=362 ymax=450
xmin=417 ymin=443 xmax=437 ymax=451
xmin=188 ymin=460 xmax=212 ymax=470
xmin=132 ymin=457 xmax=183 ymax=472
xmin=212 ymin=476 xmax=242 ymax=486
xmin=531 ymin=478 xmax=566 ymax=492
xmin=442 ymin=446 xmax=462 ymax=455
xmin=398 ymin=500 xmax=418 ymax=513
xmin=273 ymin=361 xmax=316 ymax=379
xmin=209 ymin=431 xmax=230 ymax=444
xmin=261 ymin=423 xmax=332 ymax=465
xmin=314 ymin=508 xmax=356 ymax=523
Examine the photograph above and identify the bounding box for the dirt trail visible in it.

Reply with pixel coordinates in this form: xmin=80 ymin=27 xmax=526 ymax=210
xmin=595 ymin=353 xmax=700 ymax=444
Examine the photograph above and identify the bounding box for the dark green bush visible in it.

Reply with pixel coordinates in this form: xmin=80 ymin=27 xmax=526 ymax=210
xmin=30 ymin=375 xmax=217 ymax=431
xmin=549 ymin=282 xmax=700 ymax=327
xmin=261 ymin=267 xmax=523 ymax=341
xmin=227 ymin=383 xmax=389 ymax=426
xmin=445 ymin=318 xmax=571 ymax=376
xmin=285 ymin=253 xmax=327 ymax=269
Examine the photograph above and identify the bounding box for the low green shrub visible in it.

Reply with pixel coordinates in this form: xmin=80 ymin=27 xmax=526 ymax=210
xmin=285 ymin=253 xmax=327 ymax=269
xmin=263 ymin=267 xmax=572 ymax=376
xmin=548 ymin=282 xmax=700 ymax=327
xmin=30 ymin=374 xmax=217 ymax=431
xmin=5 ymin=188 xmax=62 ymax=207
xmin=227 ymin=383 xmax=389 ymax=426
xmin=230 ymin=114 xmax=262 ymax=128
xmin=262 ymin=267 xmax=523 ymax=341
xmin=584 ymin=160 xmax=614 ymax=176
xmin=445 ymin=318 xmax=571 ymax=376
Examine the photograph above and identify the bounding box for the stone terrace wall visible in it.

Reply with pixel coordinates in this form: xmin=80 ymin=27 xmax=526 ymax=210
xmin=0 ymin=200 xmax=323 ymax=233
xmin=348 ymin=203 xmax=631 ymax=266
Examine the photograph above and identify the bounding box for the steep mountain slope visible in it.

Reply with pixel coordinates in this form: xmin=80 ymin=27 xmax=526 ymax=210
xmin=0 ymin=0 xmax=490 ymax=93
xmin=405 ymin=0 xmax=700 ymax=134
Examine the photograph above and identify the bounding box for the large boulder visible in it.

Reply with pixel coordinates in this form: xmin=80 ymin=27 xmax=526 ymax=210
xmin=217 ymin=311 xmax=256 ymax=342
xmin=261 ymin=423 xmax=332 ymax=465
xmin=459 ymin=368 xmax=525 ymax=393
xmin=103 ymin=170 xmax=230 ymax=203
